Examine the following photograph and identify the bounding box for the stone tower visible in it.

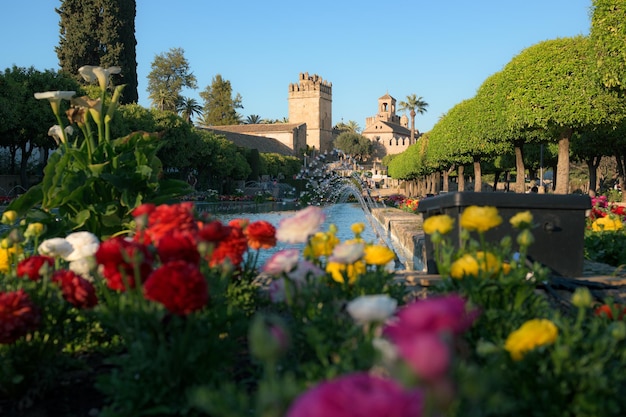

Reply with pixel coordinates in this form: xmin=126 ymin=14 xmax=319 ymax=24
xmin=288 ymin=72 xmax=333 ymax=152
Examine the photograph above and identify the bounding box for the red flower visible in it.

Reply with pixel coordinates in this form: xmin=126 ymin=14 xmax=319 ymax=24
xmin=52 ymin=270 xmax=98 ymax=309
xmin=144 ymin=261 xmax=209 ymax=315
xmin=0 ymin=289 xmax=41 ymax=344
xmin=16 ymin=255 xmax=55 ymax=281
xmin=156 ymin=231 xmax=200 ymax=264
xmin=198 ymin=220 xmax=230 ymax=242
xmin=245 ymin=220 xmax=277 ymax=250
xmin=95 ymin=236 xmax=153 ymax=291
xmin=139 ymin=202 xmax=198 ymax=245
xmin=209 ymin=223 xmax=248 ymax=268
xmin=594 ymin=303 xmax=626 ymax=320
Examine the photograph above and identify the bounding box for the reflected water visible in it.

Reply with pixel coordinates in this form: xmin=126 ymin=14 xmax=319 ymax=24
xmin=214 ymin=203 xmax=408 ymax=269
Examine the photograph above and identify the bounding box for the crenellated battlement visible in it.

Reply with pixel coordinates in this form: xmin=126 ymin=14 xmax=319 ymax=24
xmin=289 ymin=72 xmax=332 ymax=96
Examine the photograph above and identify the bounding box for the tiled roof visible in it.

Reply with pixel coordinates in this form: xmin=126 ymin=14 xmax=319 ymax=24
xmin=199 ymin=127 xmax=294 ymax=156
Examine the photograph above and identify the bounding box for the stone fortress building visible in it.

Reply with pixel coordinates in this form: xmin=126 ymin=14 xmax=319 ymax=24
xmin=361 ymin=93 xmax=414 ymax=157
xmin=202 ymin=72 xmax=416 ymax=158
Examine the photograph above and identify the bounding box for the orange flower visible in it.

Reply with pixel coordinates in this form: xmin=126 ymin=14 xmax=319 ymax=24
xmin=245 ymin=220 xmax=277 ymax=250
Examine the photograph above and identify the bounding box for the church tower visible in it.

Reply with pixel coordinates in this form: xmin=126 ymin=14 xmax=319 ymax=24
xmin=288 ymin=72 xmax=333 ymax=152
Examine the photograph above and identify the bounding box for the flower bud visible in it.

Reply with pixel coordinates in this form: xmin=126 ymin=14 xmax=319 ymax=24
xmin=1 ymin=210 xmax=17 ymax=225
xmin=516 ymin=229 xmax=534 ymax=248
xmin=610 ymin=321 xmax=626 ymax=341
xmin=571 ymin=287 xmax=593 ymax=309
xmin=24 ymin=222 xmax=45 ymax=239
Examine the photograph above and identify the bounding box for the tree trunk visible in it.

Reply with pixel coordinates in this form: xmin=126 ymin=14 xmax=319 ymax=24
xmin=554 ymin=129 xmax=573 ymax=194
xmin=410 ymin=110 xmax=416 ymax=144
xmin=614 ymin=150 xmax=626 ymax=203
xmin=442 ymin=169 xmax=450 ymax=192
xmin=586 ymin=156 xmax=601 ymax=194
xmin=493 ymin=171 xmax=501 ymax=192
xmin=473 ymin=157 xmax=482 ymax=192
xmin=19 ymin=142 xmax=33 ymax=188
xmin=514 ymin=141 xmax=525 ymax=193
xmin=457 ymin=165 xmax=465 ymax=192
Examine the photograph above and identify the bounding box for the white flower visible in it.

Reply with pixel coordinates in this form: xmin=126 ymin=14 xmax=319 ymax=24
xmin=64 ymin=231 xmax=100 ymax=261
xmin=329 ymin=241 xmax=365 ymax=264
xmin=47 ymin=125 xmax=74 ymax=145
xmin=372 ymin=337 xmax=399 ymax=365
xmin=69 ymin=258 xmax=96 ymax=281
xmin=34 ymin=90 xmax=76 ymax=115
xmin=276 ymin=206 xmax=325 ymax=243
xmin=38 ymin=238 xmax=73 ymax=258
xmin=346 ymin=294 xmax=398 ymax=325
xmin=78 ymin=65 xmax=121 ymax=90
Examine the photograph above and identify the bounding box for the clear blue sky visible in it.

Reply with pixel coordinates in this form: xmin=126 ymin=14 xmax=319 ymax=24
xmin=2 ymin=0 xmax=591 ymax=133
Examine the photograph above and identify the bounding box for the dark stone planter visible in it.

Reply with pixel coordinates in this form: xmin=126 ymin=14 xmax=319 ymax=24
xmin=417 ymin=192 xmax=591 ymax=277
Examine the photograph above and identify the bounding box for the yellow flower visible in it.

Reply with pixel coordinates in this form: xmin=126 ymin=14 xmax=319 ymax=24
xmin=24 ymin=222 xmax=45 ymax=239
xmin=460 ymin=206 xmax=502 ymax=233
xmin=501 ymin=262 xmax=512 ymax=275
xmin=504 ymin=319 xmax=558 ymax=361
xmin=450 ymin=253 xmax=479 ymax=279
xmin=510 ymin=211 xmax=533 ymax=229
xmin=351 ymin=222 xmax=365 ymax=236
xmin=450 ymin=251 xmax=500 ymax=279
xmin=423 ymin=214 xmax=455 ymax=235
xmin=364 ymin=244 xmax=395 ymax=266
xmin=304 ymin=231 xmax=339 ymax=258
xmin=1 ymin=210 xmax=17 ymax=225
xmin=326 ymin=261 xmax=366 ymax=284
xmin=0 ymin=245 xmax=23 ymax=273
xmin=591 ymin=216 xmax=624 ymax=232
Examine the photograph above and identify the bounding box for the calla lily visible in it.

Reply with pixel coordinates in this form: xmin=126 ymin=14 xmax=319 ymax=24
xmin=47 ymin=125 xmax=74 ymax=145
xmin=78 ymin=65 xmax=121 ymax=90
xmin=71 ymin=95 xmax=103 ymax=124
xmin=34 ymin=91 xmax=76 ymax=116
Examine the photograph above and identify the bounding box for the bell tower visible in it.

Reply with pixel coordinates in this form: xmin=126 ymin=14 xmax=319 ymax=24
xmin=288 ymin=72 xmax=333 ymax=152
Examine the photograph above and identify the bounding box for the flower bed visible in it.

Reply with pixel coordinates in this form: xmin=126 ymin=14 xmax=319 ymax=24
xmin=1 ymin=201 xmax=626 ymax=416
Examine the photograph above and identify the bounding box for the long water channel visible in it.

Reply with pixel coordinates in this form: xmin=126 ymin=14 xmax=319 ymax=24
xmin=200 ymin=202 xmax=414 ymax=270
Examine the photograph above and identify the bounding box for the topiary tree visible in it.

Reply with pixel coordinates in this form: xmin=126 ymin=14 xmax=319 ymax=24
xmin=501 ymin=36 xmax=626 ymax=194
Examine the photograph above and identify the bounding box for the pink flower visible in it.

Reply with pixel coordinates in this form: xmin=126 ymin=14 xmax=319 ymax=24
xmin=287 ymin=260 xmax=325 ymax=282
xmin=276 ymin=206 xmax=325 ymax=243
xmin=285 ymin=372 xmax=423 ymax=417
xmin=394 ymin=333 xmax=451 ymax=382
xmin=383 ymin=295 xmax=478 ymax=343
xmin=262 ymin=249 xmax=300 ymax=275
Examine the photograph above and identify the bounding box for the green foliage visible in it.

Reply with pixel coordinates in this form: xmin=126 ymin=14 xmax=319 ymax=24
xmin=259 ymin=153 xmax=301 ymax=179
xmin=590 ymin=0 xmax=626 ymax=90
xmin=199 ymin=74 xmax=243 ymax=126
xmin=585 ymin=229 xmax=626 ymax=267
xmin=147 ymin=47 xmax=197 ymax=111
xmin=56 ymin=0 xmax=138 ymax=103
xmin=333 ymin=131 xmax=373 ymax=161
xmin=0 ymin=67 xmax=80 ymax=180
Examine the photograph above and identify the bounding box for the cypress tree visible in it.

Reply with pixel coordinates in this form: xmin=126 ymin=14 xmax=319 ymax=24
xmin=55 ymin=0 xmax=138 ymax=104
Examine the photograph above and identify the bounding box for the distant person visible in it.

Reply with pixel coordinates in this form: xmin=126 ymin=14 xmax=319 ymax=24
xmin=530 ymin=186 xmax=538 ymax=193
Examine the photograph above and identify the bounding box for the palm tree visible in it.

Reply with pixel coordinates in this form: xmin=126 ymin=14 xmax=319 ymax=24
xmin=177 ymin=96 xmax=203 ymax=124
xmin=334 ymin=120 xmax=361 ymax=133
xmin=245 ymin=114 xmax=262 ymax=124
xmin=398 ymin=94 xmax=429 ymax=143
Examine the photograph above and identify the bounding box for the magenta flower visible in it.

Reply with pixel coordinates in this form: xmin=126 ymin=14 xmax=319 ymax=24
xmin=276 ymin=206 xmax=325 ymax=243
xmin=395 ymin=332 xmax=451 ymax=382
xmin=383 ymin=294 xmax=479 ymax=343
xmin=285 ymin=372 xmax=423 ymax=417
